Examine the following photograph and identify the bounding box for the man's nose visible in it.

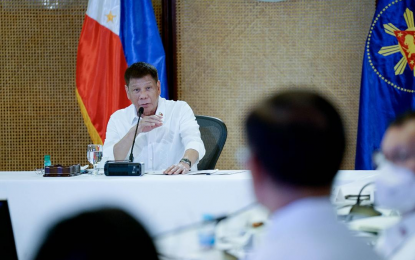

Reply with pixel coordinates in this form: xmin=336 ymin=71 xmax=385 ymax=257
xmin=139 ymin=93 xmax=148 ymax=99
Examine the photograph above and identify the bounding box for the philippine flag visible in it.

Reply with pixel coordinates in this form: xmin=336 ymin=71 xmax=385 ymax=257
xmin=76 ymin=0 xmax=167 ymax=144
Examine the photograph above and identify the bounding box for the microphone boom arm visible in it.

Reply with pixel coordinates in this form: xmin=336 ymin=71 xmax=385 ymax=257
xmin=129 ymin=107 xmax=144 ymax=162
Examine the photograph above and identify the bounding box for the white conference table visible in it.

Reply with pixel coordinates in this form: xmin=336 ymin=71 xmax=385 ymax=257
xmin=0 ymin=170 xmax=255 ymax=260
xmin=0 ymin=170 xmax=378 ymax=260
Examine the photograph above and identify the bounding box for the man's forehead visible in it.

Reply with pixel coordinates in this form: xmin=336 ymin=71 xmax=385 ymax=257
xmin=128 ymin=75 xmax=156 ymax=87
xmin=382 ymin=121 xmax=415 ymax=152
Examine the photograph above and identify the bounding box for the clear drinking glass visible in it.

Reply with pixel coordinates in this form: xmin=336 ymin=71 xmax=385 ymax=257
xmin=87 ymin=144 xmax=103 ymax=175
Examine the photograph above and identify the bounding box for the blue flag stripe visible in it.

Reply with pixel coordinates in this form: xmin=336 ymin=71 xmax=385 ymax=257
xmin=119 ymin=0 xmax=168 ymax=99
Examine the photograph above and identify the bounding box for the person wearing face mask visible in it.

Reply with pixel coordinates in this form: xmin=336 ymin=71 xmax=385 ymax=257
xmin=103 ymin=62 xmax=205 ymax=174
xmin=375 ymin=111 xmax=415 ymax=260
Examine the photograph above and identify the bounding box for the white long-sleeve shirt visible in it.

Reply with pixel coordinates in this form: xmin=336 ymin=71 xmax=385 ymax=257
xmin=376 ymin=212 xmax=415 ymax=260
xmin=103 ymin=97 xmax=205 ymax=171
xmin=249 ymin=197 xmax=382 ymax=260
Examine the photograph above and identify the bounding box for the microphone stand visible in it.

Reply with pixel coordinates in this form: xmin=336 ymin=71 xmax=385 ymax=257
xmin=103 ymin=107 xmax=145 ymax=176
xmin=348 ymin=182 xmax=382 ymax=221
xmin=129 ymin=107 xmax=144 ymax=162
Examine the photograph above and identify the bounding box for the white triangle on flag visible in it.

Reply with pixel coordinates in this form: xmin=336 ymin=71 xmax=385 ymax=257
xmin=86 ymin=0 xmax=120 ymax=36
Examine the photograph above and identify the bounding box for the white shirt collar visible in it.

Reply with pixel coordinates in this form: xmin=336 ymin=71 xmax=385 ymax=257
xmin=127 ymin=104 xmax=138 ymax=125
xmin=155 ymin=96 xmax=166 ymax=117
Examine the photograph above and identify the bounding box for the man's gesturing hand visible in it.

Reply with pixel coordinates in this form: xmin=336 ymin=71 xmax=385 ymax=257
xmin=113 ymin=114 xmax=162 ymax=160
xmin=137 ymin=115 xmax=163 ymax=134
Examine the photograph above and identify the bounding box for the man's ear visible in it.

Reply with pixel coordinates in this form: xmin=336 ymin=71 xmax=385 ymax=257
xmin=157 ymin=80 xmax=161 ymax=96
xmin=125 ymin=85 xmax=131 ymax=101
xmin=247 ymin=153 xmax=266 ymax=183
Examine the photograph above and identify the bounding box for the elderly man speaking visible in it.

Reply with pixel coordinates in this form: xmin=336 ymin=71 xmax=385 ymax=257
xmin=103 ymin=62 xmax=205 ymax=175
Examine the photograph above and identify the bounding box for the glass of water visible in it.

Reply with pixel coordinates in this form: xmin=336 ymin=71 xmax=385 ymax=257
xmin=87 ymin=144 xmax=103 ymax=175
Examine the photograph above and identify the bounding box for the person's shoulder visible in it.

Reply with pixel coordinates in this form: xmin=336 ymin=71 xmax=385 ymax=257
xmin=163 ymin=98 xmax=188 ymax=105
xmin=269 ymin=213 xmax=380 ymax=258
xmin=258 ymin=231 xmax=380 ymax=260
xmin=163 ymin=98 xmax=192 ymax=110
xmin=110 ymin=104 xmax=134 ymax=119
xmin=309 ymin=223 xmax=382 ymax=259
xmin=393 ymin=233 xmax=415 ymax=259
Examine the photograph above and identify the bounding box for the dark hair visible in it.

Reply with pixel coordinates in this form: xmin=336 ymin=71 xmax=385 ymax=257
xmin=245 ymin=90 xmax=345 ymax=187
xmin=34 ymin=208 xmax=159 ymax=260
xmin=390 ymin=111 xmax=415 ymax=127
xmin=124 ymin=62 xmax=158 ymax=86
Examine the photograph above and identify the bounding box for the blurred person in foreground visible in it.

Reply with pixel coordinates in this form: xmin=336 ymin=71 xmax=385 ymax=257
xmin=34 ymin=208 xmax=159 ymax=260
xmin=375 ymin=111 xmax=415 ymax=260
xmin=103 ymin=62 xmax=205 ymax=174
xmin=245 ymin=90 xmax=382 ymax=260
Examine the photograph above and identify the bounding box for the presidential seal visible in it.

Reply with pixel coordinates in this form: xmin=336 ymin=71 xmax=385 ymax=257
xmin=368 ymin=0 xmax=415 ymax=93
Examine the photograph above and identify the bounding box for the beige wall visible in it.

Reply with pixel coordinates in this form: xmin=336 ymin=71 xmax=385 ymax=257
xmin=0 ymin=0 xmax=162 ymax=171
xmin=0 ymin=0 xmax=375 ymax=170
xmin=176 ymin=0 xmax=376 ymax=169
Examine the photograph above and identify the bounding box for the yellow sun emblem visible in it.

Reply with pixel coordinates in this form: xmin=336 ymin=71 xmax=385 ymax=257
xmin=378 ymin=8 xmax=415 ymax=76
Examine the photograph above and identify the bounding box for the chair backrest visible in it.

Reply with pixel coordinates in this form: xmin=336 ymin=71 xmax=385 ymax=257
xmin=195 ymin=115 xmax=227 ymax=170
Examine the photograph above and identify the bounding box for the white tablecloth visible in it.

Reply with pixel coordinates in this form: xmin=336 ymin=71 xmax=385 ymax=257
xmin=0 ymin=170 xmax=379 ymax=260
xmin=0 ymin=171 xmax=255 ymax=260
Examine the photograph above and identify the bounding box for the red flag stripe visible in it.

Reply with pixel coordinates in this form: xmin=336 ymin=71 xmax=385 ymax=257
xmin=76 ymin=14 xmax=130 ymax=143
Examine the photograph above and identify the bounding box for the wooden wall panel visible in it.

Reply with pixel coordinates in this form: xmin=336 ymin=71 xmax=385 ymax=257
xmin=0 ymin=0 xmax=162 ymax=171
xmin=0 ymin=0 xmax=375 ymax=171
xmin=175 ymin=0 xmax=376 ymax=169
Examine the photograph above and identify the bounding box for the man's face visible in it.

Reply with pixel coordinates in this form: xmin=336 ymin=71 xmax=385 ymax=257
xmin=125 ymin=75 xmax=161 ymax=116
xmin=382 ymin=121 xmax=415 ymax=173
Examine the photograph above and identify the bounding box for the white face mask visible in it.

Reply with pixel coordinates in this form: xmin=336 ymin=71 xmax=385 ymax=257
xmin=375 ymin=161 xmax=415 ymax=214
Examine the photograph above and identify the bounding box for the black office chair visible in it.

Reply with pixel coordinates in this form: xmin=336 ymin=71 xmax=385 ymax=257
xmin=195 ymin=115 xmax=227 ymax=170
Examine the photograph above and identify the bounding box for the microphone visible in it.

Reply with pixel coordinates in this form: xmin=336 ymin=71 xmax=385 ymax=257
xmin=348 ymin=182 xmax=382 ymax=221
xmin=104 ymin=107 xmax=145 ymax=176
xmin=129 ymin=107 xmax=144 ymax=162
